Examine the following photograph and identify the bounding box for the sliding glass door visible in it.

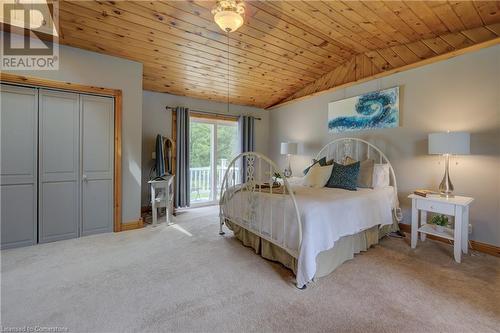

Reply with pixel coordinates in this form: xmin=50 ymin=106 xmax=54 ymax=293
xmin=189 ymin=116 xmax=239 ymax=206
xmin=216 ymin=121 xmax=239 ymax=200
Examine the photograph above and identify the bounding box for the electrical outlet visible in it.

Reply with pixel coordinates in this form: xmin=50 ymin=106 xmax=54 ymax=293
xmin=468 ymin=224 xmax=472 ymax=234
xmin=151 ymin=151 xmax=156 ymax=160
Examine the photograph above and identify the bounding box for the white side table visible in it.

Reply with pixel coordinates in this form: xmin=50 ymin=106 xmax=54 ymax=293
xmin=149 ymin=176 xmax=174 ymax=225
xmin=408 ymin=194 xmax=474 ymax=263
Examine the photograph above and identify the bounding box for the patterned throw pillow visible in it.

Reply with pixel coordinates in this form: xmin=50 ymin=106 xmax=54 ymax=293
xmin=325 ymin=161 xmax=360 ymax=191
xmin=303 ymin=157 xmax=327 ymax=175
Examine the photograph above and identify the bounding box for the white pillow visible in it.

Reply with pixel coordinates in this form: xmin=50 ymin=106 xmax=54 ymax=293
xmin=302 ymin=163 xmax=333 ymax=188
xmin=372 ymin=164 xmax=390 ymax=188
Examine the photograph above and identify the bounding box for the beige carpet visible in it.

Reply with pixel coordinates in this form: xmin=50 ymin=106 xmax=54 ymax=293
xmin=1 ymin=206 xmax=499 ymax=333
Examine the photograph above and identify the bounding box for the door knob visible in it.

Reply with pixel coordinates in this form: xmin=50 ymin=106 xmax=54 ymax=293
xmin=83 ymin=175 xmax=88 ymax=182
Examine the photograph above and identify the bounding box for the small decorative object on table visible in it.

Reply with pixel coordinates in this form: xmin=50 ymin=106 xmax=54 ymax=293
xmin=272 ymin=172 xmax=282 ymax=187
xmin=255 ymin=183 xmax=289 ymax=194
xmin=413 ymin=189 xmax=438 ymax=197
xmin=255 ymin=182 xmax=281 ymax=189
xmin=429 ymin=214 xmax=449 ymax=232
xmin=409 ymin=193 xmax=474 ymax=263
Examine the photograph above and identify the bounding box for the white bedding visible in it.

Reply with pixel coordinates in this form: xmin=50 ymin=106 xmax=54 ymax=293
xmin=223 ymin=184 xmax=395 ymax=287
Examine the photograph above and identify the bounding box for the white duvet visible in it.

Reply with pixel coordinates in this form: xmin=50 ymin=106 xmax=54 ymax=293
xmin=223 ymin=184 xmax=396 ymax=288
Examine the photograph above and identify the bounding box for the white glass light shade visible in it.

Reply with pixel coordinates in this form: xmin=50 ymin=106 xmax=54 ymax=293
xmin=214 ymin=10 xmax=244 ymax=32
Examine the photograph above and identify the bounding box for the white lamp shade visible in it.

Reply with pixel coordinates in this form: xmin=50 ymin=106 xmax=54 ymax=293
xmin=428 ymin=132 xmax=470 ymax=155
xmin=280 ymin=142 xmax=298 ymax=155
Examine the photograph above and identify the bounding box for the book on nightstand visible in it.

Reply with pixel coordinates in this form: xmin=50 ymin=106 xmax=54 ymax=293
xmin=413 ymin=189 xmax=438 ymax=197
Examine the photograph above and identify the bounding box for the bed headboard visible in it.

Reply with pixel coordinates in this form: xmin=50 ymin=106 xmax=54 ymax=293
xmin=315 ymin=137 xmax=402 ymax=221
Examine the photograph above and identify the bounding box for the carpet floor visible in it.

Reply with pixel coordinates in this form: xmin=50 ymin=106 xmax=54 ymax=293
xmin=1 ymin=206 xmax=499 ymax=333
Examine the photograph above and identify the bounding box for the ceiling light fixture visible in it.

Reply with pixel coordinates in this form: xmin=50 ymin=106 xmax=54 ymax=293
xmin=212 ymin=0 xmax=245 ymax=33
xmin=212 ymin=0 xmax=244 ymax=115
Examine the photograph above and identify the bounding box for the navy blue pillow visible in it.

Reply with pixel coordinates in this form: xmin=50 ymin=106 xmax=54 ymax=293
xmin=303 ymin=157 xmax=327 ymax=175
xmin=326 ymin=161 xmax=360 ymax=191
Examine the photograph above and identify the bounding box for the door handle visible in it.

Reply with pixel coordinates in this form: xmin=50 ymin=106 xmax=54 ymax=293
xmin=83 ymin=175 xmax=88 ymax=183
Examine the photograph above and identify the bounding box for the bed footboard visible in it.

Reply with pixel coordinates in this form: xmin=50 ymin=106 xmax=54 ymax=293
xmin=219 ymin=152 xmax=302 ymax=261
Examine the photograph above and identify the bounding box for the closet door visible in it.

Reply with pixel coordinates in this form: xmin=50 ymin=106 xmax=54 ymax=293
xmin=0 ymin=85 xmax=38 ymax=249
xmin=38 ymin=89 xmax=80 ymax=243
xmin=81 ymin=95 xmax=114 ymax=236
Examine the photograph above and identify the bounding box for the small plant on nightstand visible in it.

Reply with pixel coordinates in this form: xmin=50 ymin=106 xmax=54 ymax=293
xmin=430 ymin=214 xmax=449 ymax=232
xmin=272 ymin=172 xmax=282 ymax=187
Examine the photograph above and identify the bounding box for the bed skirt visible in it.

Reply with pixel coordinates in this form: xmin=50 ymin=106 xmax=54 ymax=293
xmin=226 ymin=221 xmax=394 ymax=279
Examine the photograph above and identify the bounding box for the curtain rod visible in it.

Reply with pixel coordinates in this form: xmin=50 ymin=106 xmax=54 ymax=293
xmin=165 ymin=106 xmax=261 ymax=121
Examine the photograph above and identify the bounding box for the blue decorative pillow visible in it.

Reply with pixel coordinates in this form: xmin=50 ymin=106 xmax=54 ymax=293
xmin=303 ymin=157 xmax=327 ymax=175
xmin=326 ymin=161 xmax=360 ymax=191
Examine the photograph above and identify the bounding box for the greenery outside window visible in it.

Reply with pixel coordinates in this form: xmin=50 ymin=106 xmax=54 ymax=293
xmin=189 ymin=115 xmax=239 ymax=205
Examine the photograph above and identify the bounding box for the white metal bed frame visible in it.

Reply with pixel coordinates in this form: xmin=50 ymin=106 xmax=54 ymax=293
xmin=219 ymin=138 xmax=402 ymax=287
xmin=219 ymin=152 xmax=303 ymax=258
xmin=314 ymin=137 xmax=402 ymax=223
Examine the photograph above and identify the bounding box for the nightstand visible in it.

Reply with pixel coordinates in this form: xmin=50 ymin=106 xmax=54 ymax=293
xmin=408 ymin=194 xmax=474 ymax=263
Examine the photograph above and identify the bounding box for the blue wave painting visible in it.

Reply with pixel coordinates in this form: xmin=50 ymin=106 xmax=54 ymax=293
xmin=328 ymin=87 xmax=399 ymax=133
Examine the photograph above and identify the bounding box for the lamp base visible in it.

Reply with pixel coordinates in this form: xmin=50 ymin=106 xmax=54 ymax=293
xmin=284 ymin=156 xmax=292 ymax=178
xmin=439 ymin=154 xmax=454 ymax=199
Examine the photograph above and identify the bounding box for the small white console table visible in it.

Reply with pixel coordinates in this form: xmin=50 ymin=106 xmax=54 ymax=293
xmin=409 ymin=194 xmax=474 ymax=263
xmin=149 ymin=176 xmax=174 ymax=225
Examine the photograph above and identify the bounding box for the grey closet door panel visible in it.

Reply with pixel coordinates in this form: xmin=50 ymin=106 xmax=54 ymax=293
xmin=1 ymin=184 xmax=36 ymax=249
xmin=0 ymin=85 xmax=37 ymax=249
xmin=81 ymin=95 xmax=114 ymax=180
xmin=39 ymin=89 xmax=80 ymax=243
xmin=81 ymin=179 xmax=112 ymax=235
xmin=39 ymin=89 xmax=79 ymax=183
xmin=0 ymin=84 xmax=37 ymax=185
xmin=39 ymin=182 xmax=79 ymax=242
xmin=81 ymin=95 xmax=113 ymax=235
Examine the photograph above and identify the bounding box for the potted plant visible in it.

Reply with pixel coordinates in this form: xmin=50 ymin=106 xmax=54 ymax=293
xmin=272 ymin=172 xmax=282 ymax=187
xmin=430 ymin=214 xmax=449 ymax=232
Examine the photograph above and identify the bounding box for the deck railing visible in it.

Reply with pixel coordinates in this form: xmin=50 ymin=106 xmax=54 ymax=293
xmin=190 ymin=166 xmax=239 ymax=201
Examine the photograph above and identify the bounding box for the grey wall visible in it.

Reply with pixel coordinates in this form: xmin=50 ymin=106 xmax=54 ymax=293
xmin=142 ymin=90 xmax=270 ymax=207
xmin=3 ymin=42 xmax=143 ymax=224
xmin=269 ymin=45 xmax=500 ymax=246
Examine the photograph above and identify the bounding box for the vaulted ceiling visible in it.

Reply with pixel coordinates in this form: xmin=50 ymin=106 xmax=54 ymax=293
xmin=56 ymin=1 xmax=500 ymax=108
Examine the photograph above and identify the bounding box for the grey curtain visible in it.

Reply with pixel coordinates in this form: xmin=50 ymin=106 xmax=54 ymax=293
xmin=175 ymin=107 xmax=190 ymax=208
xmin=239 ymin=116 xmax=255 ymax=153
xmin=239 ymin=116 xmax=255 ymax=182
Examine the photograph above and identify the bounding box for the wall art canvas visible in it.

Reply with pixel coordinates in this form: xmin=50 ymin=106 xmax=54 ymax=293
xmin=328 ymin=87 xmax=400 ymax=133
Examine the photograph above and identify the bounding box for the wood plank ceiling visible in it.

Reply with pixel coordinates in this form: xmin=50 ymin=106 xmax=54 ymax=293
xmin=55 ymin=1 xmax=500 ymax=108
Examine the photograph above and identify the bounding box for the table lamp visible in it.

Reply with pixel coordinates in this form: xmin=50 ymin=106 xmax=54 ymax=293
xmin=428 ymin=132 xmax=470 ymax=198
xmin=280 ymin=142 xmax=297 ymax=178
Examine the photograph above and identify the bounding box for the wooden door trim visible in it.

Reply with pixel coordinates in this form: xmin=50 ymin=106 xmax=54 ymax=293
xmin=1 ymin=73 xmax=123 ymax=232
